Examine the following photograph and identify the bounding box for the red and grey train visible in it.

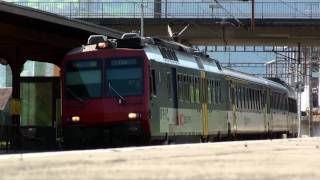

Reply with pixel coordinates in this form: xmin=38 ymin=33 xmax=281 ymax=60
xmin=61 ymin=35 xmax=298 ymax=146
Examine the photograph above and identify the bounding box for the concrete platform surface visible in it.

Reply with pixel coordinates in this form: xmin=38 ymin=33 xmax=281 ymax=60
xmin=1 ymin=138 xmax=320 ymax=180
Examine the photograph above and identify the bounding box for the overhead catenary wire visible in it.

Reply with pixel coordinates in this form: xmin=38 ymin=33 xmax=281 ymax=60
xmin=212 ymin=0 xmax=244 ymax=27
xmin=278 ymin=0 xmax=308 ymax=17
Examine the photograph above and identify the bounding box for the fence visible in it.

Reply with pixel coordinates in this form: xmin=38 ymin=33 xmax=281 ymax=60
xmin=9 ymin=1 xmax=320 ymax=19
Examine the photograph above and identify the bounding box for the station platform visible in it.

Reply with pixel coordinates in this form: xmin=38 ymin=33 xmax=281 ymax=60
xmin=0 ymin=137 xmax=320 ymax=180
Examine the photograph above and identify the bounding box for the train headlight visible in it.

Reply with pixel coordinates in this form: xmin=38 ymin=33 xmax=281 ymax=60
xmin=97 ymin=42 xmax=108 ymax=49
xmin=128 ymin=113 xmax=141 ymax=120
xmin=71 ymin=116 xmax=80 ymax=122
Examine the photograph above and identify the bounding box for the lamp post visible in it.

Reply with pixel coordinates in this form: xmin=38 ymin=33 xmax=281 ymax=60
xmin=251 ymin=0 xmax=255 ymax=31
xmin=140 ymin=0 xmax=144 ymax=37
xmin=240 ymin=0 xmax=255 ymax=31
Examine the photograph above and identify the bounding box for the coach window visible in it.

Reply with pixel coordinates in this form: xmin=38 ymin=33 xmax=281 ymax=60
xmin=254 ymin=89 xmax=257 ymax=110
xmin=185 ymin=75 xmax=191 ymax=102
xmin=249 ymin=89 xmax=252 ymax=110
xmin=250 ymin=89 xmax=253 ymax=110
xmin=261 ymin=91 xmax=264 ymax=110
xmin=279 ymin=94 xmax=283 ymax=110
xmin=243 ymin=87 xmax=246 ymax=109
xmin=256 ymin=90 xmax=259 ymax=110
xmin=244 ymin=88 xmax=247 ymax=109
xmin=245 ymin=88 xmax=248 ymax=109
xmin=254 ymin=90 xmax=258 ymax=110
xmin=257 ymin=90 xmax=260 ymax=110
xmin=186 ymin=76 xmax=192 ymax=102
xmin=255 ymin=90 xmax=257 ymax=110
xmin=212 ymin=80 xmax=215 ymax=104
xmin=252 ymin=89 xmax=255 ymax=110
xmin=236 ymin=86 xmax=239 ymax=109
xmin=218 ymin=81 xmax=222 ymax=103
xmin=254 ymin=90 xmax=257 ymax=110
xmin=178 ymin=74 xmax=182 ymax=101
xmin=261 ymin=91 xmax=264 ymax=108
xmin=247 ymin=88 xmax=250 ymax=109
xmin=217 ymin=81 xmax=222 ymax=104
xmin=234 ymin=86 xmax=238 ymax=108
xmin=285 ymin=95 xmax=288 ymax=110
xmin=184 ymin=75 xmax=190 ymax=102
xmin=180 ymin=75 xmax=184 ymax=101
xmin=251 ymin=89 xmax=254 ymax=110
xmin=275 ymin=93 xmax=277 ymax=109
xmin=270 ymin=93 xmax=274 ymax=109
xmin=151 ymin=69 xmax=157 ymax=96
xmin=260 ymin=91 xmax=263 ymax=110
xmin=215 ymin=81 xmax=218 ymax=104
xmin=183 ymin=75 xmax=188 ymax=102
xmin=272 ymin=93 xmax=274 ymax=109
xmin=262 ymin=91 xmax=266 ymax=108
xmin=279 ymin=94 xmax=282 ymax=110
xmin=273 ymin=93 xmax=277 ymax=109
xmin=187 ymin=76 xmax=191 ymax=102
xmin=182 ymin=75 xmax=185 ymax=101
xmin=277 ymin=93 xmax=280 ymax=110
xmin=183 ymin=75 xmax=186 ymax=102
xmin=167 ymin=72 xmax=172 ymax=99
xmin=193 ymin=77 xmax=197 ymax=103
xmin=258 ymin=90 xmax=261 ymax=110
xmin=208 ymin=80 xmax=212 ymax=104
xmin=195 ymin=78 xmax=200 ymax=103
xmin=239 ymin=87 xmax=242 ymax=109
xmin=283 ymin=94 xmax=286 ymax=110
xmin=211 ymin=80 xmax=215 ymax=104
xmin=190 ymin=76 xmax=195 ymax=103
xmin=278 ymin=94 xmax=281 ymax=110
xmin=274 ymin=93 xmax=278 ymax=109
xmin=65 ymin=59 xmax=102 ymax=99
xmin=247 ymin=89 xmax=250 ymax=109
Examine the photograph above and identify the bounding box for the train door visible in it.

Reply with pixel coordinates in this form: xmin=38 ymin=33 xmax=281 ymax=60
xmin=200 ymin=71 xmax=209 ymax=139
xmin=267 ymin=88 xmax=273 ymax=135
xmin=262 ymin=88 xmax=268 ymax=134
xmin=171 ymin=68 xmax=178 ymax=111
xmin=229 ymin=81 xmax=237 ymax=136
xmin=158 ymin=67 xmax=178 ymax=137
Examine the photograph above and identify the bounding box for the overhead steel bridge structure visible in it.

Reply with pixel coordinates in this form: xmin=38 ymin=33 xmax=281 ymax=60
xmin=10 ymin=0 xmax=320 ymax=46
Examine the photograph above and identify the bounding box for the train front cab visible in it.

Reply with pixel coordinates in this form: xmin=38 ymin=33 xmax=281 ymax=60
xmin=61 ymin=48 xmax=151 ymax=146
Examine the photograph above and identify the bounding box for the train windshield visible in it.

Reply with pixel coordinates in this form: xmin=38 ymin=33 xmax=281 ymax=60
xmin=106 ymin=57 xmax=143 ymax=97
xmin=65 ymin=60 xmax=102 ymax=99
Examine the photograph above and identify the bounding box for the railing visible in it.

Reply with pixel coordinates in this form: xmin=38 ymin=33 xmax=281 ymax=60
xmin=8 ymin=1 xmax=320 ymax=19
